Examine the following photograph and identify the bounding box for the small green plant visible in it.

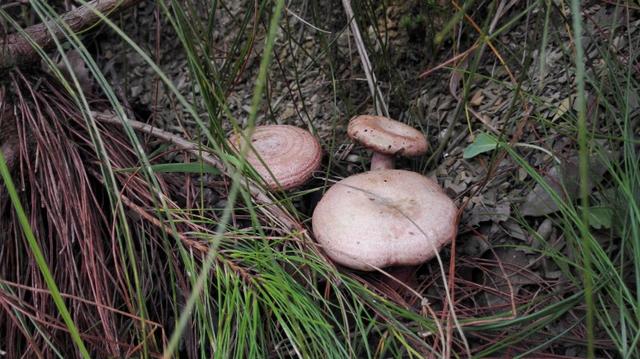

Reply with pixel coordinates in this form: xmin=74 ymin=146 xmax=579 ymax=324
xmin=399 ymin=13 xmax=427 ymax=42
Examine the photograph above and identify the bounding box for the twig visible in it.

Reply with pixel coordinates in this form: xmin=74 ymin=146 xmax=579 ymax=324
xmin=418 ymin=44 xmax=478 ymax=79
xmin=341 ymin=0 xmax=389 ymax=117
xmin=0 ymin=0 xmax=142 ymax=70
xmin=93 ymin=111 xmax=304 ymax=233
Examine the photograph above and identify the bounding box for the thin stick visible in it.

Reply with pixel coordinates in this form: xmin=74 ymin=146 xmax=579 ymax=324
xmin=93 ymin=111 xmax=304 ymax=233
xmin=340 ymin=0 xmax=388 ymax=117
xmin=0 ymin=0 xmax=142 ymax=70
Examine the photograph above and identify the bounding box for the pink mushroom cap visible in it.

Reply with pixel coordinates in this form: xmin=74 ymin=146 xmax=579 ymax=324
xmin=229 ymin=125 xmax=322 ymax=190
xmin=347 ymin=115 xmax=428 ymax=157
xmin=312 ymin=169 xmax=457 ymax=271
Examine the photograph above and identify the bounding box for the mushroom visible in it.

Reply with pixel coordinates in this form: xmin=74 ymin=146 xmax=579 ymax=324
xmin=312 ymin=169 xmax=457 ymax=271
xmin=347 ymin=115 xmax=428 ymax=170
xmin=228 ymin=125 xmax=322 ymax=190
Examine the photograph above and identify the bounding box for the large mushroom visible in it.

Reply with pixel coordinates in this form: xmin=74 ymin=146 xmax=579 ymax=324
xmin=313 ymin=115 xmax=457 ymax=271
xmin=228 ymin=125 xmax=322 ymax=190
xmin=347 ymin=115 xmax=428 ymax=170
xmin=312 ymin=169 xmax=457 ymax=271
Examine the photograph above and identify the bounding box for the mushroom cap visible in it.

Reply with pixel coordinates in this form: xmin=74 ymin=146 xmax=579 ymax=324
xmin=312 ymin=169 xmax=457 ymax=270
xmin=228 ymin=125 xmax=322 ymax=190
xmin=347 ymin=115 xmax=428 ymax=157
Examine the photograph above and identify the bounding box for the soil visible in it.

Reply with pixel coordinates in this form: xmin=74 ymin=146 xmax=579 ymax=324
xmin=90 ymin=2 xmax=638 ymax=355
xmin=2 ymin=0 xmax=639 ymax=356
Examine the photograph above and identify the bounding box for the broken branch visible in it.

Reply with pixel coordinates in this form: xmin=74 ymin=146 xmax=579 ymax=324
xmin=0 ymin=0 xmax=142 ymax=70
xmin=93 ymin=111 xmax=305 ymax=233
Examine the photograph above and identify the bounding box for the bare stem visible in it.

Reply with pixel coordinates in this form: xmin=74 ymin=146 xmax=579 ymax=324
xmin=93 ymin=111 xmax=304 ymax=232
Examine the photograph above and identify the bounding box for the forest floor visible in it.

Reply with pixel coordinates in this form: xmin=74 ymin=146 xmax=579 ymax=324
xmin=1 ymin=0 xmax=639 ymax=357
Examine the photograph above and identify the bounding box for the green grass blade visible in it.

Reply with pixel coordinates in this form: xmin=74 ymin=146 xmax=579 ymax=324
xmin=570 ymin=1 xmax=594 ymax=357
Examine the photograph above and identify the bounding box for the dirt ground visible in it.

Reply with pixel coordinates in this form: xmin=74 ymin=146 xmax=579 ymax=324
xmin=3 ymin=0 xmax=639 ymax=356
xmin=88 ymin=1 xmax=639 ymax=355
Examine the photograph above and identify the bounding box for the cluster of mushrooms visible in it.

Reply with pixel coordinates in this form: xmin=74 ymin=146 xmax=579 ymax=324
xmin=229 ymin=115 xmax=457 ymax=271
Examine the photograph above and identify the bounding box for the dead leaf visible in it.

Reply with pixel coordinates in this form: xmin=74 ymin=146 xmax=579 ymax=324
xmin=56 ymin=50 xmax=94 ymax=94
xmin=520 ymin=153 xmax=613 ymax=217
xmin=468 ymin=201 xmax=511 ymax=226
xmin=483 ymin=247 xmax=538 ymax=307
xmin=470 ymin=90 xmax=484 ymax=107
xmin=461 ymin=235 xmax=490 ymax=257
xmin=551 ymin=96 xmax=574 ymax=122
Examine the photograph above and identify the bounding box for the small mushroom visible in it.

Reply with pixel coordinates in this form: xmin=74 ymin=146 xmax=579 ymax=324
xmin=347 ymin=115 xmax=428 ymax=170
xmin=228 ymin=125 xmax=322 ymax=190
xmin=312 ymin=169 xmax=457 ymax=271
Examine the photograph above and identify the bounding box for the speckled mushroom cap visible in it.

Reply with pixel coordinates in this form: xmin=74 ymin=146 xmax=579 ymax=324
xmin=228 ymin=125 xmax=322 ymax=190
xmin=347 ymin=115 xmax=428 ymax=156
xmin=312 ymin=169 xmax=457 ymax=271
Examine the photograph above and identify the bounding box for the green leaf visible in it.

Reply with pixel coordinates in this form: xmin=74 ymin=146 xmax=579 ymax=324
xmin=463 ymin=132 xmax=499 ymax=159
xmin=584 ymin=206 xmax=613 ymax=230
xmin=116 ymin=163 xmax=220 ymax=175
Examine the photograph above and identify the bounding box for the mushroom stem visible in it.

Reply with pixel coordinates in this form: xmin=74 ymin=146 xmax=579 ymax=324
xmin=370 ymin=152 xmax=394 ymax=170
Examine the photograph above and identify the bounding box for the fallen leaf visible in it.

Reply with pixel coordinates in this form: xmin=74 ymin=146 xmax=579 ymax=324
xmin=470 ymin=90 xmax=484 ymax=107
xmin=583 ymin=206 xmax=613 ymax=230
xmin=520 ymin=154 xmax=612 ymax=217
xmin=56 ymin=50 xmax=94 ymax=94
xmin=552 ymin=96 xmax=573 ymax=122
xmin=468 ymin=201 xmax=511 ymax=226
xmin=483 ymin=247 xmax=538 ymax=307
